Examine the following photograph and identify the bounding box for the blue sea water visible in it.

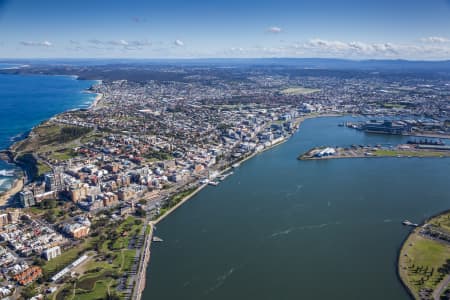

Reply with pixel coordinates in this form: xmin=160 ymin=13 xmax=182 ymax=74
xmin=0 ymin=72 xmax=98 ymax=192
xmin=0 ymin=63 xmax=22 ymax=70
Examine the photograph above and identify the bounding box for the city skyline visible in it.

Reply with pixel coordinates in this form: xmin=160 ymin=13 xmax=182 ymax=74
xmin=1 ymin=0 xmax=450 ymax=59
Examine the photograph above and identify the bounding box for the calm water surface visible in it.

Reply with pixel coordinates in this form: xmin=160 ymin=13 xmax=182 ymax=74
xmin=144 ymin=116 xmax=450 ymax=300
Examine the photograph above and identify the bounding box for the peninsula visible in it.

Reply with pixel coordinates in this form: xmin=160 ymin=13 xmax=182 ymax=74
xmin=398 ymin=211 xmax=450 ymax=300
xmin=299 ymin=143 xmax=450 ymax=160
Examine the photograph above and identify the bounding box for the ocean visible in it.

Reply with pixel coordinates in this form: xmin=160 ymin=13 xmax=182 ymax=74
xmin=0 ymin=70 xmax=98 ymax=192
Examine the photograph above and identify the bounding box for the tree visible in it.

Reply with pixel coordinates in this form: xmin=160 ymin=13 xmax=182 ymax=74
xmin=33 ymin=257 xmax=45 ymax=266
xmin=105 ymin=292 xmax=121 ymax=300
xmin=44 ymin=209 xmax=57 ymax=223
xmin=40 ymin=198 xmax=57 ymax=209
xmin=21 ymin=284 xmax=36 ymax=299
xmin=135 ymin=207 xmax=146 ymax=217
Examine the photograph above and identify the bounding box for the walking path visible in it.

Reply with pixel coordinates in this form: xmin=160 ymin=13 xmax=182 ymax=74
xmin=433 ymin=275 xmax=450 ymax=300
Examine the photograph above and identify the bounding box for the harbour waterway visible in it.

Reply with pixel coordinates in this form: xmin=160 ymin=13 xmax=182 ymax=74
xmin=144 ymin=116 xmax=450 ymax=300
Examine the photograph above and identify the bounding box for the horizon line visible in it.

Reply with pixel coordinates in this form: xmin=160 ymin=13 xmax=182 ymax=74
xmin=1 ymin=57 xmax=450 ymax=63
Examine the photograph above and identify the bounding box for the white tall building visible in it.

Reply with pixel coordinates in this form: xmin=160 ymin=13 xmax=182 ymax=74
xmin=43 ymin=246 xmax=62 ymax=261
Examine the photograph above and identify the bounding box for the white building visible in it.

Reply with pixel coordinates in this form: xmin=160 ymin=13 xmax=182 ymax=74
xmin=315 ymin=147 xmax=336 ymax=157
xmin=43 ymin=246 xmax=62 ymax=261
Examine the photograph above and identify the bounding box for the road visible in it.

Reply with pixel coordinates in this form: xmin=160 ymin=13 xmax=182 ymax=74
xmin=433 ymin=275 xmax=450 ymax=300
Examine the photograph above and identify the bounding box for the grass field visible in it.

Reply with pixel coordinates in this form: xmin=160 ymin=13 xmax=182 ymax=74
xmin=53 ymin=216 xmax=142 ymax=300
xmin=383 ymin=103 xmax=406 ymax=109
xmin=43 ymin=239 xmax=95 ymax=276
xmin=12 ymin=122 xmax=92 ymax=157
xmin=374 ymin=149 xmax=450 ymax=158
xmin=280 ymin=87 xmax=321 ymax=95
xmin=399 ymin=213 xmax=450 ymax=299
xmin=36 ymin=161 xmax=52 ymax=176
xmin=50 ymin=149 xmax=78 ymax=161
xmin=429 ymin=213 xmax=450 ymax=233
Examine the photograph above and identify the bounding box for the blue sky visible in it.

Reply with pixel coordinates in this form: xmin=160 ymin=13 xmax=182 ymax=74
xmin=1 ymin=0 xmax=450 ymax=59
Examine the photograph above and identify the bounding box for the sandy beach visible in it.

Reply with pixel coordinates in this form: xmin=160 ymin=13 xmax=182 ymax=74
xmin=0 ymin=178 xmax=23 ymax=206
xmin=89 ymin=93 xmax=103 ymax=110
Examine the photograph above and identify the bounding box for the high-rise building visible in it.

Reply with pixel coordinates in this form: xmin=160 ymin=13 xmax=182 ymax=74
xmin=19 ymin=190 xmax=35 ymax=208
xmin=0 ymin=214 xmax=9 ymax=227
xmin=44 ymin=173 xmax=56 ymax=191
xmin=45 ymin=168 xmax=64 ymax=192
xmin=7 ymin=210 xmax=20 ymax=224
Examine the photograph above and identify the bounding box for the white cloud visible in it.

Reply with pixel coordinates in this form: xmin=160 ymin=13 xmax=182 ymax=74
xmin=303 ymin=39 xmax=401 ymax=56
xmin=174 ymin=39 xmax=184 ymax=46
xmin=218 ymin=38 xmax=450 ymax=59
xmin=420 ymin=36 xmax=450 ymax=43
xmin=86 ymin=39 xmax=152 ymax=50
xmin=108 ymin=39 xmax=129 ymax=46
xmin=20 ymin=40 xmax=52 ymax=47
xmin=267 ymin=26 xmax=282 ymax=33
xmin=301 ymin=38 xmax=450 ymax=59
xmin=128 ymin=40 xmax=152 ymax=47
xmin=87 ymin=39 xmax=102 ymax=45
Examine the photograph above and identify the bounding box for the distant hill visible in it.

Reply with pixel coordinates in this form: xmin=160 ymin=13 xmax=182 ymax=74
xmin=1 ymin=58 xmax=450 ymax=71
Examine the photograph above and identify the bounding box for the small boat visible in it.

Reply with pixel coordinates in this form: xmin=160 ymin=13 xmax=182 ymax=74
xmin=152 ymin=236 xmax=164 ymax=242
xmin=219 ymin=172 xmax=234 ymax=181
xmin=402 ymin=220 xmax=418 ymax=227
xmin=232 ymin=163 xmax=241 ymax=168
xmin=208 ymin=181 xmax=219 ymax=186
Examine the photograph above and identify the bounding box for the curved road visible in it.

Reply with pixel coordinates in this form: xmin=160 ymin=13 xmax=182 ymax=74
xmin=433 ymin=275 xmax=450 ymax=300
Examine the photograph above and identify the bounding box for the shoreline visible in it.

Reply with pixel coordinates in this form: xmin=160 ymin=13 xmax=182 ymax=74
xmin=88 ymin=92 xmax=103 ymax=110
xmin=136 ymin=113 xmax=343 ymax=299
xmin=300 ymin=154 xmax=450 ymax=161
xmin=397 ymin=209 xmax=450 ymax=300
xmin=0 ymin=177 xmax=23 ymax=207
xmin=0 ymin=76 xmax=103 ymax=207
xmin=150 ymin=113 xmax=342 ymax=225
